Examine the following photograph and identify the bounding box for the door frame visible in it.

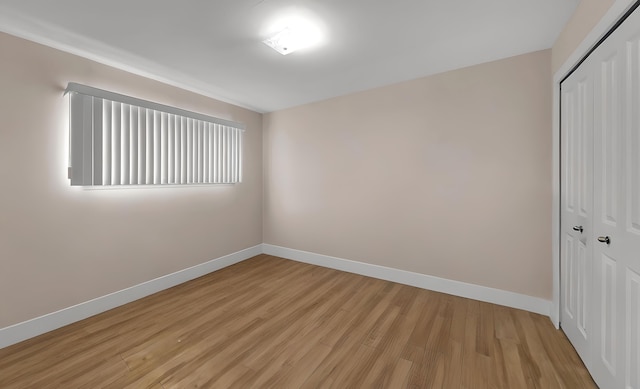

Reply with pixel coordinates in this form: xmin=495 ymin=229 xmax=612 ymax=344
xmin=552 ymin=0 xmax=637 ymax=328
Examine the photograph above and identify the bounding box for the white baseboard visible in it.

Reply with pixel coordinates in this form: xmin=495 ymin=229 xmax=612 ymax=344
xmin=262 ymin=244 xmax=551 ymax=317
xmin=1 ymin=243 xmax=552 ymax=350
xmin=0 ymin=245 xmax=262 ymax=350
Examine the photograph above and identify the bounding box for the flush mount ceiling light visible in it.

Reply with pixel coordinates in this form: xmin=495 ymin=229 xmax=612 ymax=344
xmin=263 ymin=27 xmax=298 ymax=55
xmin=262 ymin=18 xmax=324 ymax=55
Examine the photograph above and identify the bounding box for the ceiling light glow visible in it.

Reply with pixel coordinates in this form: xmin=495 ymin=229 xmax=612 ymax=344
xmin=262 ymin=16 xmax=324 ymax=55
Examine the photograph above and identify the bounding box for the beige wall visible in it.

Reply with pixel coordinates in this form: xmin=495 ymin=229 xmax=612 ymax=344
xmin=4 ymin=2 xmax=593 ymax=329
xmin=0 ymin=32 xmax=263 ymax=328
xmin=264 ymin=50 xmax=553 ymax=299
xmin=552 ymin=0 xmax=616 ymax=73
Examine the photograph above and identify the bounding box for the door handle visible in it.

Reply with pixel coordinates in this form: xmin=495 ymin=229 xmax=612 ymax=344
xmin=573 ymin=226 xmax=583 ymax=233
xmin=597 ymin=236 xmax=611 ymax=245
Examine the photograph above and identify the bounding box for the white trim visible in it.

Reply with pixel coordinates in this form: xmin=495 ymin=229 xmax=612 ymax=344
xmin=0 ymin=245 xmax=262 ymax=350
xmin=0 ymin=8 xmax=262 ymax=113
xmin=551 ymin=0 xmax=636 ymax=329
xmin=263 ymin=244 xmax=551 ymax=316
xmin=1 ymin=242 xmax=554 ymax=350
xmin=551 ymin=79 xmax=561 ymax=328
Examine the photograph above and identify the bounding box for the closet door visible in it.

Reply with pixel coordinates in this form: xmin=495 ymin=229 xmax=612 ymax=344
xmin=622 ymin=21 xmax=640 ymax=389
xmin=591 ymin=32 xmax=625 ymax=389
xmin=592 ymin=11 xmax=640 ymax=388
xmin=585 ymin=6 xmax=640 ymax=388
xmin=560 ymin=59 xmax=594 ymax=368
xmin=561 ymin=6 xmax=640 ymax=388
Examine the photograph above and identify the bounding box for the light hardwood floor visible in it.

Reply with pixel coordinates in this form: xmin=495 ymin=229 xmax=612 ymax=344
xmin=0 ymin=254 xmax=596 ymax=388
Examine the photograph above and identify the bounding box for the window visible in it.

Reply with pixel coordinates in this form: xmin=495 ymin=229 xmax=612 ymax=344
xmin=66 ymin=83 xmax=244 ymax=186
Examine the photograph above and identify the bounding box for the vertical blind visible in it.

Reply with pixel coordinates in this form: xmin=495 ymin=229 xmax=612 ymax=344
xmin=66 ymin=83 xmax=244 ymax=186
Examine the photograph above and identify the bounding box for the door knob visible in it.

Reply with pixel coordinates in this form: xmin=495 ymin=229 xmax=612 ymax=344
xmin=573 ymin=226 xmax=583 ymax=233
xmin=597 ymin=236 xmax=611 ymax=245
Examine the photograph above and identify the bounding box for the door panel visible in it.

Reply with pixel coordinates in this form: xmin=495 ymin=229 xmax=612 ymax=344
xmin=564 ymin=235 xmax=575 ymax=319
xmin=627 ymin=270 xmax=640 ymax=389
xmin=601 ymin=56 xmax=620 ymax=226
xmin=628 ymin=32 xmax=640 ymax=236
xmin=592 ymin=37 xmax=625 ymax=389
xmin=561 ymin=6 xmax=640 ymax=389
xmin=599 ymin=253 xmax=618 ymax=375
xmin=578 ymin=81 xmax=591 ymax=220
xmin=561 ymin=61 xmax=593 ymax=367
xmin=622 ymin=23 xmax=640 ymax=389
xmin=577 ymin=241 xmax=588 ymax=337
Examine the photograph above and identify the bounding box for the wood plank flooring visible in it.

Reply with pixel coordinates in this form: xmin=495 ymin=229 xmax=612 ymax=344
xmin=0 ymin=254 xmax=596 ymax=388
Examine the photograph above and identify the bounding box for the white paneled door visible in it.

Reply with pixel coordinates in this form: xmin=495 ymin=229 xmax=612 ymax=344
xmin=592 ymin=28 xmax=624 ymax=388
xmin=622 ymin=18 xmax=640 ymax=388
xmin=561 ymin=5 xmax=640 ymax=389
xmin=561 ymin=56 xmax=594 ymax=367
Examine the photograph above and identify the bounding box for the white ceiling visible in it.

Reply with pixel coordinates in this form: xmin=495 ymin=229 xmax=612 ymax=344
xmin=0 ymin=0 xmax=579 ymax=113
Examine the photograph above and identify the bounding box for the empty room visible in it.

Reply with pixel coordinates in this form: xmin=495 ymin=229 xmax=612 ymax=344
xmin=1 ymin=0 xmax=639 ymax=388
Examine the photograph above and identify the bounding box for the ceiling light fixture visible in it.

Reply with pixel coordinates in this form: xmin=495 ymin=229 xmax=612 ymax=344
xmin=263 ymin=27 xmax=297 ymax=55
xmin=262 ymin=21 xmax=323 ymax=55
